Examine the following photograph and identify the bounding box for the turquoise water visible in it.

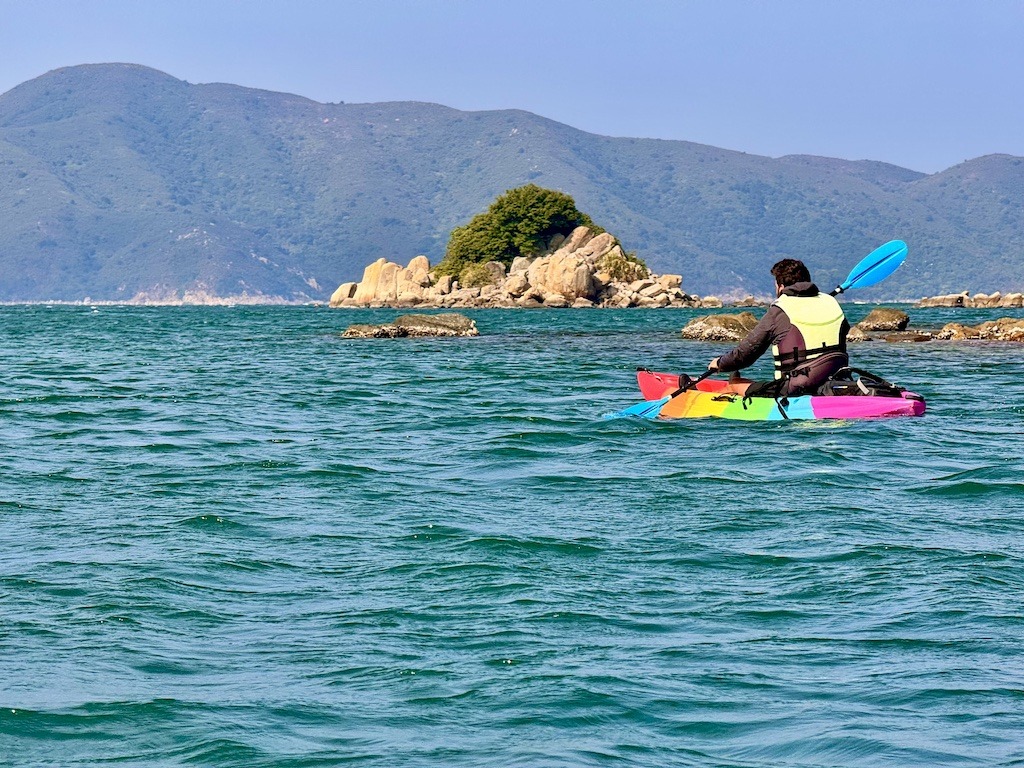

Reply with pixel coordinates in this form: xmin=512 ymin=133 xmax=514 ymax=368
xmin=2 ymin=304 xmax=1023 ymax=767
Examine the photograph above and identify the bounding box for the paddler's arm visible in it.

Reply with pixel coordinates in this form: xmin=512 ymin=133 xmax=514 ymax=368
xmin=709 ymin=307 xmax=783 ymax=372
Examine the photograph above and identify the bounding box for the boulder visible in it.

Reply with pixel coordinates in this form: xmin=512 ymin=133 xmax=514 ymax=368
xmin=484 ymin=261 xmax=507 ymax=282
xmin=638 ymin=294 xmax=670 ymax=308
xmin=542 ymin=293 xmax=570 ymax=308
xmin=999 ymin=293 xmax=1024 ymax=308
xmin=354 ymin=259 xmax=403 ymax=304
xmin=857 ymin=308 xmax=910 ymax=332
xmin=560 ymin=226 xmax=593 ymax=253
xmin=342 ymin=313 xmax=479 ymax=338
xmin=329 ymin=282 xmax=357 ymax=307
xmin=503 ymin=272 xmax=531 ymax=298
xmin=405 ymin=255 xmax=431 ymax=284
xmin=972 ymin=292 xmax=1002 ymax=308
xmin=917 ymin=292 xmax=968 ymax=308
xmin=639 ymin=283 xmax=667 ymax=298
xmin=681 ymin=311 xmax=759 ymax=341
xmin=395 ymin=292 xmax=422 ymax=306
xmin=730 ymin=295 xmax=763 ymax=307
xmin=658 ymin=274 xmax=683 ymax=290
xmin=611 ymin=293 xmax=635 ymax=308
xmin=351 ymin=258 xmax=388 ymax=304
xmin=936 ymin=322 xmax=974 ymax=340
xmin=572 ymin=232 xmax=617 ymax=264
xmin=847 ymin=326 xmax=872 ymax=342
xmin=527 ymin=252 xmax=596 ymax=301
xmin=509 ymin=256 xmax=533 ymax=274
xmin=490 ymin=294 xmax=517 ymax=308
xmin=377 ymin=263 xmax=403 ymax=302
xmin=433 ymin=274 xmax=454 ymax=295
xmin=448 ymin=287 xmax=481 ymax=302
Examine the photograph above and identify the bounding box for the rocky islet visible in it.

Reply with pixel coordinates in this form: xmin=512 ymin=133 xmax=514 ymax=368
xmin=329 ymin=227 xmax=731 ymax=310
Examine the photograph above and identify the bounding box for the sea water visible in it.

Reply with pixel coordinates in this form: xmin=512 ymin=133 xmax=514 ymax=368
xmin=1 ymin=304 xmax=1022 ymax=767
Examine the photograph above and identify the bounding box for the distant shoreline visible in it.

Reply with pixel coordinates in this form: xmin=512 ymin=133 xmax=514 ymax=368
xmin=2 ymin=298 xmax=1021 ymax=308
xmin=1 ymin=291 xmax=1022 ymax=309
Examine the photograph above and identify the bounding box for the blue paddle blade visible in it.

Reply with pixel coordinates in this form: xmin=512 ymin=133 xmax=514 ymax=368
xmin=606 ymin=397 xmax=669 ymax=420
xmin=837 ymin=240 xmax=907 ymax=293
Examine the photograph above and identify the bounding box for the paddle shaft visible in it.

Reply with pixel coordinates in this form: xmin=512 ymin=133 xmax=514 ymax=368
xmin=670 ymin=368 xmax=715 ymax=397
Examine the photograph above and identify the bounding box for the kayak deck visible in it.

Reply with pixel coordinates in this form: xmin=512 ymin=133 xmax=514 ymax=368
xmin=623 ymin=369 xmax=926 ymax=421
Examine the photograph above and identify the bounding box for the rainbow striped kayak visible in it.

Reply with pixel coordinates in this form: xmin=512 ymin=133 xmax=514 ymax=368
xmin=616 ymin=369 xmax=926 ymax=421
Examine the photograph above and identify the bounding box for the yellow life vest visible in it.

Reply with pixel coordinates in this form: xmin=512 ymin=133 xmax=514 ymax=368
xmin=771 ymin=293 xmax=847 ymax=380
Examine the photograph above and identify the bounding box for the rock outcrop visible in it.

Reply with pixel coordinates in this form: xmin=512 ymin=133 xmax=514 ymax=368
xmin=935 ymin=318 xmax=1024 ymax=341
xmin=917 ymin=291 xmax=1024 ymax=308
xmin=680 ymin=312 xmax=759 ymax=341
xmin=685 ymin=308 xmax=1024 ymax=346
xmin=857 ymin=308 xmax=910 ymax=331
xmin=847 ymin=325 xmax=871 ymax=342
xmin=342 ymin=313 xmax=479 ymax=338
xmin=329 ymin=227 xmax=722 ymax=309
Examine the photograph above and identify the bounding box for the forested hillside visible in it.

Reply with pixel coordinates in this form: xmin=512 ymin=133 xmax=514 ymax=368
xmin=1 ymin=64 xmax=1021 ymax=301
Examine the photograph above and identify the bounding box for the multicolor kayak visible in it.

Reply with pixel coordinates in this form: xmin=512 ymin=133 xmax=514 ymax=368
xmin=617 ymin=369 xmax=926 ymax=421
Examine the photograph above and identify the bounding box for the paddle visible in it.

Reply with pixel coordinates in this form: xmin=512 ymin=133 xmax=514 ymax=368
xmin=828 ymin=239 xmax=908 ymax=296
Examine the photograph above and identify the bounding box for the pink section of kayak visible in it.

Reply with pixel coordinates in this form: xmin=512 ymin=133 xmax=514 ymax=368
xmin=635 ymin=369 xmax=925 ymax=419
xmin=809 ymin=392 xmax=925 ymax=418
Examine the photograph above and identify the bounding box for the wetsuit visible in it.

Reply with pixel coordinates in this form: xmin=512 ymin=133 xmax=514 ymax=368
xmin=716 ymin=281 xmax=850 ymax=397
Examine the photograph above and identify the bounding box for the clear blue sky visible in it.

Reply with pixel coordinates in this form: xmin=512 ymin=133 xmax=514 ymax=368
xmin=2 ymin=0 xmax=1021 ymax=173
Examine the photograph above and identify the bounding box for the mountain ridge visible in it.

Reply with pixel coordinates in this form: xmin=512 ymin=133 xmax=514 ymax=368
xmin=1 ymin=63 xmax=1021 ymax=302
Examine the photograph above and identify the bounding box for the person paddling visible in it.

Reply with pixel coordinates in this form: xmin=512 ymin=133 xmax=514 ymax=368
xmin=707 ymin=258 xmax=850 ymax=397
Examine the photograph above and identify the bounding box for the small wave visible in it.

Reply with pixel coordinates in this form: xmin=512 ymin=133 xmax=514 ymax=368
xmin=174 ymin=514 xmax=252 ymax=531
xmin=912 ymin=480 xmax=1024 ymax=498
xmin=457 ymin=535 xmax=604 ymax=557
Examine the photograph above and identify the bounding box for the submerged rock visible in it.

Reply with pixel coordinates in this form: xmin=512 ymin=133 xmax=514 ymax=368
xmin=342 ymin=313 xmax=479 ymax=338
xmin=935 ymin=318 xmax=1024 ymax=341
xmin=882 ymin=331 xmax=935 ymax=343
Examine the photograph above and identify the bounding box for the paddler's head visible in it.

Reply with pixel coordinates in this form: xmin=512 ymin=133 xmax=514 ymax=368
xmin=770 ymin=259 xmax=811 ymax=296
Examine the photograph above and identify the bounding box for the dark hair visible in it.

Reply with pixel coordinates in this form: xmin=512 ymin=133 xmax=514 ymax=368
xmin=771 ymin=258 xmax=811 ymax=287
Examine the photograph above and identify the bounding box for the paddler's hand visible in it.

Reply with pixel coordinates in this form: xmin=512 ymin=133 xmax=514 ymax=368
xmin=707 ymin=357 xmax=721 ymax=372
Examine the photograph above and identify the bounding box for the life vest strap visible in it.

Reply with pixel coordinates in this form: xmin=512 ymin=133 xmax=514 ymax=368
xmin=774 ymin=342 xmax=847 ymax=370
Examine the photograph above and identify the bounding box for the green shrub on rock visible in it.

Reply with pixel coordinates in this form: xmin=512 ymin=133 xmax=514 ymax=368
xmin=437 ymin=184 xmax=603 ymax=276
xmin=599 ymin=248 xmax=649 ymax=282
xmin=459 ymin=263 xmax=499 ymax=288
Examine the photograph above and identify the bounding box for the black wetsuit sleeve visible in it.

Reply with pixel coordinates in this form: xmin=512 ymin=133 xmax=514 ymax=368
xmin=717 ymin=307 xmax=784 ymax=372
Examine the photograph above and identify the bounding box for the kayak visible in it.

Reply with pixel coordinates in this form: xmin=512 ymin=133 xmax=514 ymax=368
xmin=619 ymin=369 xmax=926 ymax=421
